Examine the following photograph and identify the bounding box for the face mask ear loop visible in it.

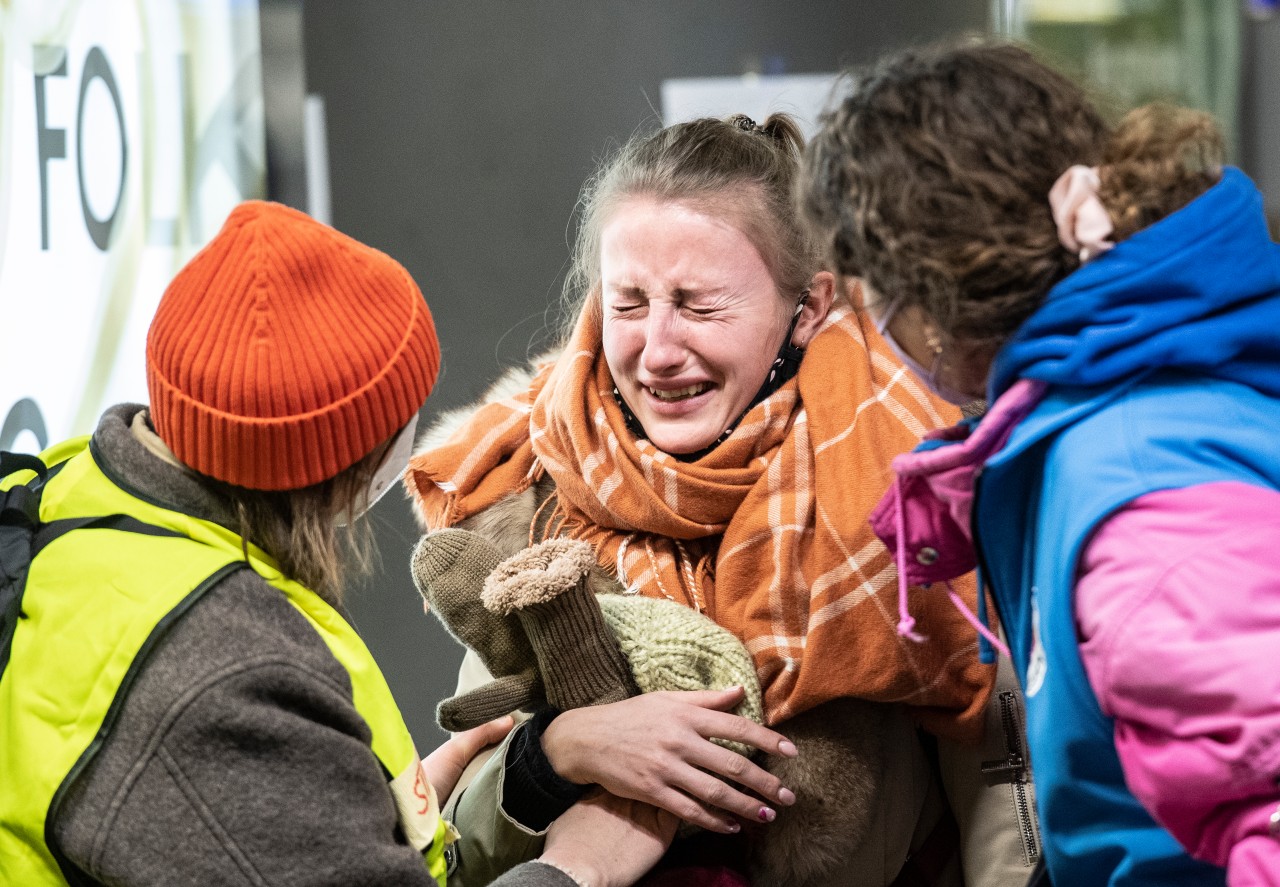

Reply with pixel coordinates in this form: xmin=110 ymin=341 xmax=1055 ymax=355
xmin=872 ymin=295 xmax=901 ymax=336
xmin=781 ymin=290 xmax=809 ymax=352
xmin=894 ymin=479 xmax=926 ymax=643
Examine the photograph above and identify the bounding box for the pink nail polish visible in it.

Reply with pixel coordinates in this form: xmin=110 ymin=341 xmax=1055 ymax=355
xmin=758 ymin=806 xmax=776 ymax=823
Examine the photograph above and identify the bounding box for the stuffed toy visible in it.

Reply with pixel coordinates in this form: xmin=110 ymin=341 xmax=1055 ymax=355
xmin=412 ymin=529 xmax=762 ymax=749
xmin=412 ymin=528 xmax=886 ymax=886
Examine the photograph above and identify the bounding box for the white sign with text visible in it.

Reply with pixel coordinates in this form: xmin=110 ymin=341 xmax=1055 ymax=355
xmin=0 ymin=0 xmax=265 ymax=454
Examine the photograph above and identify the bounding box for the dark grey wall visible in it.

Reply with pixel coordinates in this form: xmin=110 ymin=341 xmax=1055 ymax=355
xmin=300 ymin=1 xmax=987 ymax=747
xmin=261 ymin=0 xmax=309 ymax=211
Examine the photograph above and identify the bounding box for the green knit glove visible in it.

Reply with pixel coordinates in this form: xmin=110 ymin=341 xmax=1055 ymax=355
xmin=599 ymin=593 xmax=764 ymax=754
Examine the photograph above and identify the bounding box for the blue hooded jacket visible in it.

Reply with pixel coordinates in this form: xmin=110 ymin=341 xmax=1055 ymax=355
xmin=990 ymin=167 xmax=1280 ymax=401
xmin=975 ymin=168 xmax=1280 ymax=886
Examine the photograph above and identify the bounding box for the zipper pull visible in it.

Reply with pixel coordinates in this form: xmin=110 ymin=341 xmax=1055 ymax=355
xmin=981 ymin=751 xmax=1026 ymax=777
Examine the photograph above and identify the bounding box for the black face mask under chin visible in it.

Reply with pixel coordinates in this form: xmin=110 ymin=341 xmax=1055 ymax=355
xmin=613 ymin=296 xmax=809 ymax=462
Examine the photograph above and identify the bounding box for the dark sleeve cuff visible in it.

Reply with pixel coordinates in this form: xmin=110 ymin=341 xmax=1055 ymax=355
xmin=500 ymin=708 xmax=592 ymax=831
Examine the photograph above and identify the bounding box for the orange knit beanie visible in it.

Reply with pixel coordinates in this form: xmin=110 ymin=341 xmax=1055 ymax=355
xmin=146 ymin=200 xmax=440 ymax=491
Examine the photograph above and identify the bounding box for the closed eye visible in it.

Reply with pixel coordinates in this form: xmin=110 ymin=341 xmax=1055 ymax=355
xmin=605 ymin=284 xmax=647 ymax=315
xmin=681 ymin=295 xmax=733 ymax=318
xmin=606 ymin=295 xmax=648 ymax=316
xmin=676 ymin=287 xmax=733 ymax=318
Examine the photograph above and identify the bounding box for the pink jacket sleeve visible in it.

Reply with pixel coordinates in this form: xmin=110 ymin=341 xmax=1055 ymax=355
xmin=1075 ymin=481 xmax=1280 ymax=887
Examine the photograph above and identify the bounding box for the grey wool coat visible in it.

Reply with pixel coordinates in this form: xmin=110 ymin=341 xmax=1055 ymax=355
xmin=40 ymin=404 xmax=574 ymax=887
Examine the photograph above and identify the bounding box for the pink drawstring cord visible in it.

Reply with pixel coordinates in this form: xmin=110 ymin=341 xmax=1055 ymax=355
xmin=942 ymin=579 xmax=1010 ymax=657
xmin=893 ymin=481 xmax=1011 ymax=657
xmin=893 ymin=481 xmax=927 ymax=643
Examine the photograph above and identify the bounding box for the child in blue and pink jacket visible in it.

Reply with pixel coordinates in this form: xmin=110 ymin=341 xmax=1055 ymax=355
xmin=802 ymin=41 xmax=1280 ymax=887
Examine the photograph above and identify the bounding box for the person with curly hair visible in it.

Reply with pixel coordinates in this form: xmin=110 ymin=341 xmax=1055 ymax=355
xmin=802 ymin=40 xmax=1280 ymax=886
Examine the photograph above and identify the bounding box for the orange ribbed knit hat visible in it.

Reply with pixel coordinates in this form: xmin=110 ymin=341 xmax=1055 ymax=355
xmin=146 ymin=200 xmax=440 ymax=491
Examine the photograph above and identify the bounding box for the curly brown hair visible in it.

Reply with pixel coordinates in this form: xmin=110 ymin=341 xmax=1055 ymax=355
xmin=1101 ymin=102 xmax=1223 ymax=240
xmin=800 ymin=39 xmax=1223 ymax=348
xmin=563 ymin=113 xmax=823 ymax=338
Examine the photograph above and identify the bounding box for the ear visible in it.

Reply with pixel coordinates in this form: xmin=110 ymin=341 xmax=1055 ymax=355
xmin=792 ymin=271 xmax=836 ymax=348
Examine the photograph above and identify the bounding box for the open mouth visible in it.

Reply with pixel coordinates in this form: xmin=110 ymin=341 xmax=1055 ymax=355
xmin=648 ymin=383 xmax=710 ymax=402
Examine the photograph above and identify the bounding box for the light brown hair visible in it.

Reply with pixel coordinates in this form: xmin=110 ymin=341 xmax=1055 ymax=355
xmin=800 ymin=39 xmax=1223 ymax=348
xmin=563 ymin=113 xmax=822 ymax=336
xmin=1101 ymin=102 xmax=1223 ymax=241
xmin=203 ymin=434 xmax=397 ymax=603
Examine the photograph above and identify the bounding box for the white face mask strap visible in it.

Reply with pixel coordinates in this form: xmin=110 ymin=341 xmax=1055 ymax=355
xmin=336 ymin=413 xmax=420 ymax=526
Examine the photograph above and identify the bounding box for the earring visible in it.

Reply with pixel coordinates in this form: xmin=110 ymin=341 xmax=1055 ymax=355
xmin=924 ymin=329 xmax=944 ymax=355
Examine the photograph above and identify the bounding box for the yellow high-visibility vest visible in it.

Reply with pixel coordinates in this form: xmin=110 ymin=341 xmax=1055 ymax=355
xmin=0 ymin=437 xmax=449 ymax=885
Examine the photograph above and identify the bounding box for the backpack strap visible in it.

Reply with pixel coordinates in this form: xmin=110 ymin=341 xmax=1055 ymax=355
xmin=1 ymin=453 xmax=50 ymax=676
xmin=0 ymin=451 xmax=50 ymax=530
xmin=1 ymin=451 xmax=184 ymax=676
xmin=0 ymin=451 xmax=49 ymax=483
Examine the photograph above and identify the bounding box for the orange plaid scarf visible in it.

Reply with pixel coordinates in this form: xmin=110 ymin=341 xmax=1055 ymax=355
xmin=409 ymin=304 xmax=994 ymax=739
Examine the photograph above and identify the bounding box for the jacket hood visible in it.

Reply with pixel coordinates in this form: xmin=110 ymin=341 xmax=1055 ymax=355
xmin=990 ymin=167 xmax=1280 ymax=400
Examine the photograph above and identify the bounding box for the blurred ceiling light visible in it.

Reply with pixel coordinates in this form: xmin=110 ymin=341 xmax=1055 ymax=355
xmin=1028 ymin=0 xmax=1124 ymax=22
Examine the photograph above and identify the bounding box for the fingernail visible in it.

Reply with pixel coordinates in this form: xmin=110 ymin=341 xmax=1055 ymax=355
xmin=758 ymin=806 xmax=776 ymax=823
xmin=778 ymin=739 xmax=798 ymax=757
xmin=778 ymin=787 xmax=796 ymax=806
xmin=725 ymin=821 xmax=741 ymax=833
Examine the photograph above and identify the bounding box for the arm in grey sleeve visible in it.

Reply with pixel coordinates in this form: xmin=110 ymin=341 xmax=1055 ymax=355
xmin=489 ymin=861 xmax=581 ymax=887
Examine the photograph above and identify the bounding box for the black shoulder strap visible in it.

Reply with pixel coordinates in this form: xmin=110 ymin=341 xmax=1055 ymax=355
xmin=1 ymin=452 xmax=52 ymax=677
xmin=32 ymin=514 xmax=183 ymax=558
xmin=1 ymin=451 xmax=184 ymax=677
xmin=0 ymin=451 xmax=49 ymax=483
xmin=0 ymin=451 xmax=51 ymax=535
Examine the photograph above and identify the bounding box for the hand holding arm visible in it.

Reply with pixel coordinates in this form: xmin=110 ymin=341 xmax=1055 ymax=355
xmin=540 ymin=686 xmax=797 ymax=833
xmin=421 ymin=715 xmax=514 ymax=801
xmin=538 ymin=792 xmax=679 ymax=887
